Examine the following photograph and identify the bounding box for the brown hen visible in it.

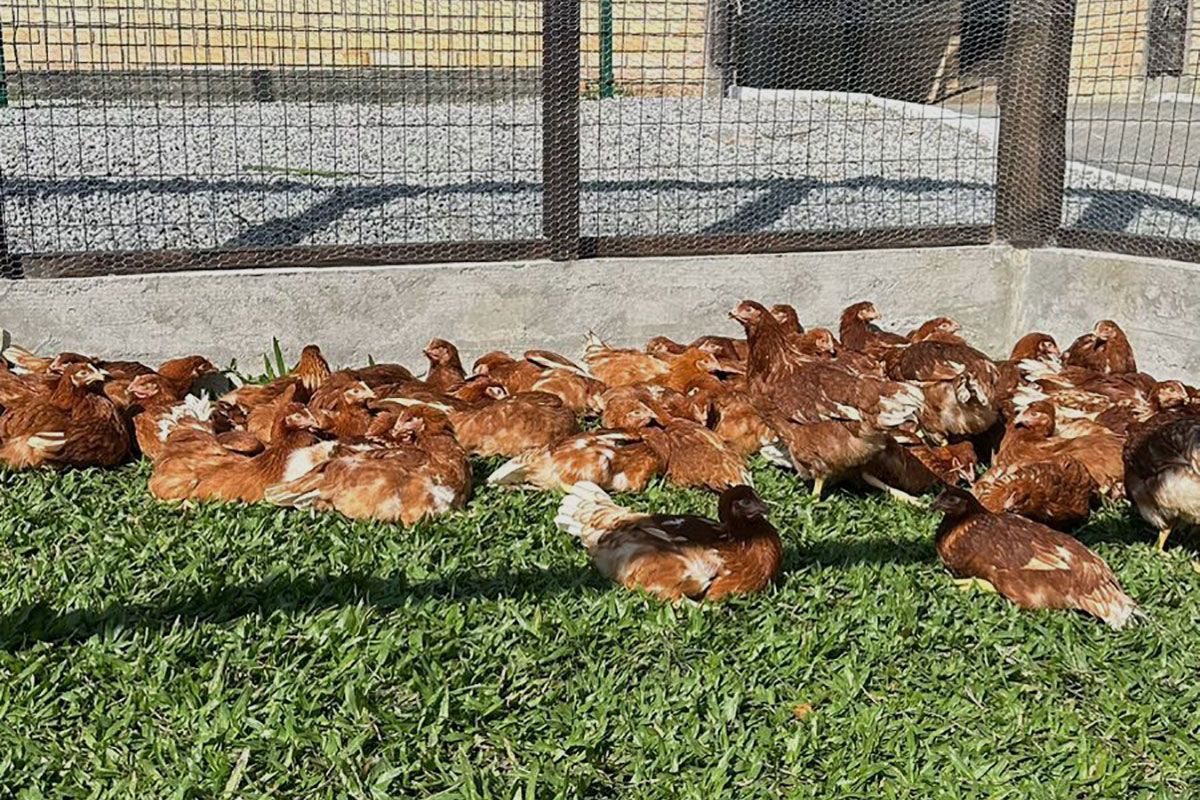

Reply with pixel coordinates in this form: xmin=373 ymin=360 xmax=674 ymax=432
xmin=0 ymin=363 xmax=131 ymax=469
xmin=885 ymin=340 xmax=1000 ymax=442
xmin=996 ymin=401 xmax=1125 ymax=499
xmin=149 ymin=403 xmax=334 ymax=503
xmin=265 ymin=407 xmax=470 ymax=524
xmin=488 ymin=429 xmax=663 ymax=492
xmin=584 ymin=333 xmax=671 ymax=387
xmin=932 ymin=488 xmax=1138 ymax=629
xmin=973 ymin=458 xmax=1096 ymax=529
xmin=1064 ymin=320 xmax=1137 ymax=375
xmin=422 ymin=338 xmax=467 ymax=392
xmin=642 ymin=419 xmax=752 ymax=492
xmin=734 ymin=300 xmax=924 ymax=497
xmin=556 ymin=483 xmax=782 ymax=602
xmin=839 ymin=301 xmax=909 ymax=360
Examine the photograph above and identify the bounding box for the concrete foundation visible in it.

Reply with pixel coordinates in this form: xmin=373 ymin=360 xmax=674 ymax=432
xmin=2 ymin=244 xmax=1198 ymax=383
xmin=1016 ymin=247 xmax=1200 ymax=382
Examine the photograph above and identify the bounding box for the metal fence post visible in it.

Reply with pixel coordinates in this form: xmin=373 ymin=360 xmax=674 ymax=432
xmin=543 ymin=0 xmax=582 ymax=260
xmin=994 ymin=0 xmax=1077 ymax=246
xmin=599 ymin=0 xmax=614 ymax=98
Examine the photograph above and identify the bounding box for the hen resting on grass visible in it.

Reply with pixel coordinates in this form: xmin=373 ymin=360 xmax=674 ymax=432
xmin=932 ymin=487 xmax=1139 ymax=629
xmin=556 ymin=482 xmax=782 ymax=602
xmin=0 ymin=304 xmax=1192 ymax=567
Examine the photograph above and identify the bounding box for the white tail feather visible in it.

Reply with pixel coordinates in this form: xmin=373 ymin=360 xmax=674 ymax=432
xmin=555 ymin=481 xmax=627 ymax=550
xmin=263 ymin=483 xmax=322 ymax=508
xmin=1012 ymin=384 xmax=1049 ymax=411
xmin=487 ymin=455 xmax=533 ymax=486
xmin=375 ymin=396 xmax=454 ymax=414
xmin=954 ymin=373 xmax=989 ymax=406
xmin=759 ymin=441 xmax=794 ymax=469
xmin=1093 ymin=591 xmax=1143 ymax=631
xmin=2 ymin=344 xmax=38 ymax=374
xmin=833 ymin=404 xmax=863 ymax=421
xmin=27 ymin=431 xmax=66 ymax=452
xmin=1017 ymin=359 xmax=1061 ymax=381
xmin=158 ymin=394 xmax=216 ymax=441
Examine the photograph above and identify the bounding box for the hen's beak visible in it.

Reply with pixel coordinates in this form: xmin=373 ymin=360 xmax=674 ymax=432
xmin=745 ymin=497 xmax=770 ymax=518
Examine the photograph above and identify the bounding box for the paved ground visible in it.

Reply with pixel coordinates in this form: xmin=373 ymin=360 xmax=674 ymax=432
xmin=944 ymin=82 xmax=1200 ymax=242
xmin=943 ymin=83 xmax=1200 ymax=192
xmin=2 ymin=87 xmax=1199 ymax=259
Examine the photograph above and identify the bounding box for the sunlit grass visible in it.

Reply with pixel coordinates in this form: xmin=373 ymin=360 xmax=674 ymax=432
xmin=1 ymin=460 xmax=1198 ymax=798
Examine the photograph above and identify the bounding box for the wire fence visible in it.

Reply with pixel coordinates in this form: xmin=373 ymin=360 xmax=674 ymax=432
xmin=1 ymin=0 xmax=1199 ymax=278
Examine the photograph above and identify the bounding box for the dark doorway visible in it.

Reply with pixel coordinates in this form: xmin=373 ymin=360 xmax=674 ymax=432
xmin=1147 ymin=0 xmax=1189 ymax=77
xmin=731 ymin=0 xmax=964 ymax=102
xmin=959 ymin=0 xmax=1009 ymax=78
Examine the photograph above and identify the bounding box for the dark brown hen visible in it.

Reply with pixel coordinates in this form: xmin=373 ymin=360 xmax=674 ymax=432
xmin=1123 ymin=415 xmax=1200 ymax=552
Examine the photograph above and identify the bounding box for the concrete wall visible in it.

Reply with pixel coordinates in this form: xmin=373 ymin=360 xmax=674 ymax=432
xmin=5 ymin=244 xmax=1198 ymax=382
xmin=1015 ymin=247 xmax=1200 ymax=382
xmin=0 ymin=245 xmax=1016 ymax=374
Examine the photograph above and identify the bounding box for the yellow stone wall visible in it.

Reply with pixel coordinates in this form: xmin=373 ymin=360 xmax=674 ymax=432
xmin=1069 ymin=0 xmax=1150 ymax=96
xmin=1 ymin=0 xmax=713 ymax=95
xmin=3 ymin=0 xmax=1190 ymax=98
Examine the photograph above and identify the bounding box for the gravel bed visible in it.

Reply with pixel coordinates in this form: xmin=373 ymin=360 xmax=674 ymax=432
xmin=1 ymin=96 xmax=1196 ymax=256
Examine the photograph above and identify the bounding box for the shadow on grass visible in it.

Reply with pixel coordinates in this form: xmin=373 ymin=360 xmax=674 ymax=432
xmin=0 ymin=565 xmax=610 ymax=652
xmin=791 ymin=538 xmax=936 ymax=570
xmin=0 ymin=532 xmax=947 ymax=652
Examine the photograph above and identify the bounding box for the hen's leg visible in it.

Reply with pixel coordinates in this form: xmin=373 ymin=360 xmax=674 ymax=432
xmin=860 ymin=473 xmax=924 ymax=506
xmin=1156 ymin=525 xmax=1173 ymax=553
xmin=810 ymin=476 xmax=825 ymax=499
xmin=952 ymin=577 xmax=997 ymax=594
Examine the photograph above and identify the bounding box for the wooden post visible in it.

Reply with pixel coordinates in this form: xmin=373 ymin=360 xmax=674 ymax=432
xmin=0 ymin=208 xmax=17 ymax=279
xmin=995 ymin=0 xmax=1077 ymax=246
xmin=704 ymin=0 xmax=732 ymax=98
xmin=0 ymin=28 xmax=8 ymax=108
xmin=543 ymin=0 xmax=581 ymax=260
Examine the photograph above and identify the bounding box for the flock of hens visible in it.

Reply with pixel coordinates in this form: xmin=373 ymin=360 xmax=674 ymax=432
xmin=3 ymin=300 xmax=1200 ymax=629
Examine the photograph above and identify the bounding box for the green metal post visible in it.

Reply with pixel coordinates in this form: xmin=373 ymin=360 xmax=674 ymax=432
xmin=599 ymin=0 xmax=614 ymax=98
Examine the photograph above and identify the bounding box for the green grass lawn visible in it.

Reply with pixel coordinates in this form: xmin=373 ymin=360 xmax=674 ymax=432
xmin=2 ymin=460 xmax=1199 ymax=798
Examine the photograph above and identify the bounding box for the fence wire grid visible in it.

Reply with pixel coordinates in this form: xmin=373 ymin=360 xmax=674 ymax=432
xmin=1 ymin=0 xmax=1198 ymax=277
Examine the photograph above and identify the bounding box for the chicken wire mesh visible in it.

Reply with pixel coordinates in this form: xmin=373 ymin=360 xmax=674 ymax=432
xmin=0 ymin=0 xmax=548 ymax=276
xmin=579 ymin=0 xmax=999 ymax=242
xmin=1061 ymin=0 xmax=1200 ymax=260
xmin=1 ymin=0 xmax=1199 ymax=277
